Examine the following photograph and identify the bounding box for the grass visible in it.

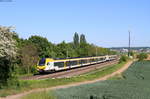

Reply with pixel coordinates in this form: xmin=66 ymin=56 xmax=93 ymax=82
xmin=18 ymin=73 xmax=34 ymax=78
xmin=22 ymin=91 xmax=56 ymax=99
xmin=53 ymin=61 xmax=150 ymax=99
xmin=108 ymin=73 xmax=124 ymax=80
xmin=0 ymin=61 xmax=126 ymax=98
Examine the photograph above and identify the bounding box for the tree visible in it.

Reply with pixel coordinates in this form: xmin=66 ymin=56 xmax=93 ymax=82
xmin=78 ymin=44 xmax=89 ymax=57
xmin=137 ymin=53 xmax=148 ymax=61
xmin=28 ymin=35 xmax=56 ymax=58
xmin=0 ymin=26 xmax=17 ymax=86
xmin=80 ymin=34 xmax=86 ymax=44
xmin=19 ymin=43 xmax=39 ymax=74
xmin=73 ymin=32 xmax=79 ymax=48
xmin=119 ymin=55 xmax=129 ymax=63
xmin=0 ymin=26 xmax=17 ymax=58
xmin=55 ymin=41 xmax=71 ymax=58
xmin=67 ymin=43 xmax=78 ymax=57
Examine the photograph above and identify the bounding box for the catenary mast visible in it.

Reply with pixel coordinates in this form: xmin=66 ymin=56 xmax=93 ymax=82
xmin=128 ymin=30 xmax=131 ymax=57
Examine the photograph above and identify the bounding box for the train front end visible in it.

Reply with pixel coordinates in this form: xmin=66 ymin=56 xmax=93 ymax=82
xmin=37 ymin=58 xmax=55 ymax=73
xmin=37 ymin=58 xmax=46 ymax=73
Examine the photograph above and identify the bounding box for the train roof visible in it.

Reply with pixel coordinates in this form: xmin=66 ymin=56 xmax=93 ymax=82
xmin=40 ymin=55 xmax=117 ymax=62
xmin=54 ymin=55 xmax=108 ymax=60
xmin=44 ymin=55 xmax=108 ymax=61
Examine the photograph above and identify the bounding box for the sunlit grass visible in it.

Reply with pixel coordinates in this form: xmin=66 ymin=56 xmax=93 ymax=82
xmin=22 ymin=91 xmax=56 ymax=99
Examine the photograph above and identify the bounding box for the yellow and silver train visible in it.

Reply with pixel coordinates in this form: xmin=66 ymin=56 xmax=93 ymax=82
xmin=37 ymin=55 xmax=117 ymax=73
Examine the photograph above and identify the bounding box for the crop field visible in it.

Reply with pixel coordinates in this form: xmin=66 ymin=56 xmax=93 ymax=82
xmin=53 ymin=61 xmax=150 ymax=99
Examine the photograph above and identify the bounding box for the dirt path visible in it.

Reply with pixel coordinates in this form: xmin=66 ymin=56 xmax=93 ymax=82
xmin=1 ymin=61 xmax=133 ymax=99
xmin=146 ymin=54 xmax=150 ymax=60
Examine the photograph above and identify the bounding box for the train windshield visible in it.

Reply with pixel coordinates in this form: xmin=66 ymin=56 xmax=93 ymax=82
xmin=38 ymin=58 xmax=46 ymax=66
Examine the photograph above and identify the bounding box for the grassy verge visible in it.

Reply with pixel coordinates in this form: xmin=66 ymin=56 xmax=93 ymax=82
xmin=22 ymin=91 xmax=56 ymax=99
xmin=0 ymin=62 xmax=126 ymax=97
xmin=108 ymin=73 xmax=124 ymax=80
xmin=18 ymin=73 xmax=33 ymax=79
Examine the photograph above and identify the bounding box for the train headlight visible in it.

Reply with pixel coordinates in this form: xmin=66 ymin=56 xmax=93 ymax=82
xmin=37 ymin=66 xmax=46 ymax=70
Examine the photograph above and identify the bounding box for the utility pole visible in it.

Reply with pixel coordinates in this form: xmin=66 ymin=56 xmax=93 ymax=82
xmin=67 ymin=49 xmax=68 ymax=58
xmin=96 ymin=47 xmax=97 ymax=56
xmin=128 ymin=30 xmax=131 ymax=57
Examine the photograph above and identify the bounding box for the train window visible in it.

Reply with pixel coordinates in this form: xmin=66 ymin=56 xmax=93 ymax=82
xmin=80 ymin=60 xmax=87 ymax=64
xmin=96 ymin=58 xmax=98 ymax=62
xmin=47 ymin=62 xmax=50 ymax=65
xmin=84 ymin=60 xmax=88 ymax=63
xmin=79 ymin=60 xmax=82 ymax=64
xmin=54 ymin=62 xmax=64 ymax=67
xmin=73 ymin=61 xmax=78 ymax=65
xmin=92 ymin=59 xmax=95 ymax=62
xmin=87 ymin=59 xmax=90 ymax=63
xmin=90 ymin=59 xmax=93 ymax=62
xmin=69 ymin=61 xmax=78 ymax=66
xmin=38 ymin=58 xmax=46 ymax=66
xmin=99 ymin=58 xmax=104 ymax=60
xmin=82 ymin=60 xmax=85 ymax=63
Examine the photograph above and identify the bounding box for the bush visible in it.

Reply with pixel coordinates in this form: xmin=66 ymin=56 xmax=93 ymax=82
xmin=137 ymin=53 xmax=148 ymax=61
xmin=0 ymin=57 xmax=19 ymax=88
xmin=119 ymin=55 xmax=129 ymax=63
xmin=0 ymin=57 xmax=11 ymax=87
xmin=31 ymin=65 xmax=38 ymax=74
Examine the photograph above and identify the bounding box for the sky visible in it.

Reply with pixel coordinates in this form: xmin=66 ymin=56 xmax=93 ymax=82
xmin=0 ymin=0 xmax=150 ymax=47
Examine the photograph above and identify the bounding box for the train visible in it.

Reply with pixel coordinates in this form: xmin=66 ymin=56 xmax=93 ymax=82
xmin=37 ymin=55 xmax=117 ymax=73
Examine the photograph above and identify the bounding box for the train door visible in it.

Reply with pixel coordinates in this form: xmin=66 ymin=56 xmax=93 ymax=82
xmin=64 ymin=61 xmax=67 ymax=69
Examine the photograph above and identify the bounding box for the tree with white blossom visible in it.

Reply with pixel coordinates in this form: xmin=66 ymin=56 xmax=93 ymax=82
xmin=0 ymin=26 xmax=17 ymax=86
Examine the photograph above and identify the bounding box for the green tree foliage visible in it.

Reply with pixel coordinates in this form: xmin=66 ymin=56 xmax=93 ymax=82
xmin=67 ymin=43 xmax=79 ymax=57
xmin=73 ymin=32 xmax=79 ymax=48
xmin=129 ymin=51 xmax=134 ymax=57
xmin=0 ymin=26 xmax=17 ymax=87
xmin=55 ymin=41 xmax=79 ymax=58
xmin=137 ymin=53 xmax=148 ymax=61
xmin=80 ymin=34 xmax=86 ymax=44
xmin=78 ymin=45 xmax=89 ymax=57
xmin=119 ymin=55 xmax=129 ymax=63
xmin=19 ymin=43 xmax=39 ymax=74
xmin=78 ymin=34 xmax=88 ymax=57
xmin=28 ymin=36 xmax=56 ymax=58
xmin=55 ymin=41 xmax=68 ymax=58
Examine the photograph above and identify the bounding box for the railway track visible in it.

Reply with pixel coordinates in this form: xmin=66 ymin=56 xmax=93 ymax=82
xmin=21 ymin=60 xmax=118 ymax=80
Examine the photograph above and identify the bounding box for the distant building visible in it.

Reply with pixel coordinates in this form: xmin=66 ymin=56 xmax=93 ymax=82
xmin=110 ymin=47 xmax=150 ymax=54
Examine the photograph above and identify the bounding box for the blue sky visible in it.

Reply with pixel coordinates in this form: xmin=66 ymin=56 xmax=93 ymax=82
xmin=0 ymin=0 xmax=150 ymax=47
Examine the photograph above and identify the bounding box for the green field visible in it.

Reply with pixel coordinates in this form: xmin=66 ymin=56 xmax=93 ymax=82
xmin=52 ymin=61 xmax=150 ymax=99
